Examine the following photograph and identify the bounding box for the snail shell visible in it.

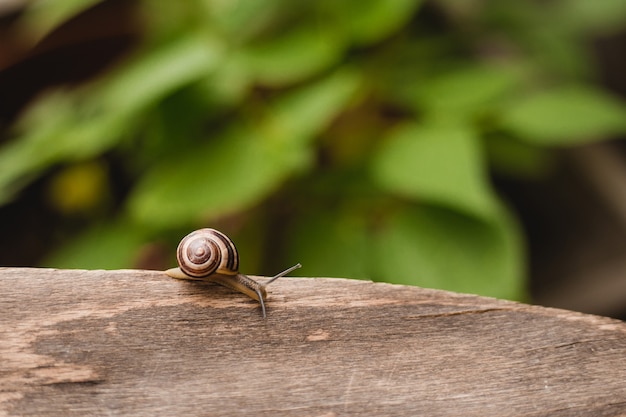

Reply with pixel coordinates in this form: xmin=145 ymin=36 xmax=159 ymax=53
xmin=165 ymin=227 xmax=301 ymax=318
xmin=176 ymin=228 xmax=239 ymax=278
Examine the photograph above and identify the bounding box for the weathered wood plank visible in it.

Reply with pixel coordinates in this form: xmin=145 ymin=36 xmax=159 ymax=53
xmin=1 ymin=267 xmax=625 ymax=416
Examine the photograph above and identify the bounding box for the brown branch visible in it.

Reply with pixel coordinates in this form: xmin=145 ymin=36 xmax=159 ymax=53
xmin=1 ymin=267 xmax=625 ymax=416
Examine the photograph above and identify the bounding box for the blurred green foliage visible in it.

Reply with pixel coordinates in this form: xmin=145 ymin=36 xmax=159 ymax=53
xmin=2 ymin=0 xmax=626 ymax=300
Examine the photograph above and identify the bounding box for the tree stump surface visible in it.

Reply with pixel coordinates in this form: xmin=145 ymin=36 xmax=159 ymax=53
xmin=1 ymin=267 xmax=625 ymax=417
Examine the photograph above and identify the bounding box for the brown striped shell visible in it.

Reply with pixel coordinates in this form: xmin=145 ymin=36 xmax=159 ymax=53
xmin=176 ymin=228 xmax=240 ymax=278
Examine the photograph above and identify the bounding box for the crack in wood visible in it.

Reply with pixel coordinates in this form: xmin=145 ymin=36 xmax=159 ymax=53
xmin=408 ymin=307 xmax=511 ymax=319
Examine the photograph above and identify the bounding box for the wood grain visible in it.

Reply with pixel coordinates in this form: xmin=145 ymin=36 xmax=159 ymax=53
xmin=1 ymin=267 xmax=625 ymax=416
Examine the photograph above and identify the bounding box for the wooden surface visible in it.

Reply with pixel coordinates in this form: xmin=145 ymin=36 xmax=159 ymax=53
xmin=1 ymin=267 xmax=625 ymax=417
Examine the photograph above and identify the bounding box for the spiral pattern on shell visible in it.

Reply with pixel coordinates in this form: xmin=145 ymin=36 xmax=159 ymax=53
xmin=176 ymin=228 xmax=240 ymax=278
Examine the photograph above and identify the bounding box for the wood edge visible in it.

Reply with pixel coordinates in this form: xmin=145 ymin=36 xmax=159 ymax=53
xmin=1 ymin=267 xmax=624 ymax=329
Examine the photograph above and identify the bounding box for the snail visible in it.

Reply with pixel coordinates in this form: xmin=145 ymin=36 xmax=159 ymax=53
xmin=165 ymin=228 xmax=301 ymax=318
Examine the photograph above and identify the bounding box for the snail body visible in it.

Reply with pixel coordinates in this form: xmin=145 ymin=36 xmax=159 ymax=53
xmin=165 ymin=228 xmax=300 ymax=318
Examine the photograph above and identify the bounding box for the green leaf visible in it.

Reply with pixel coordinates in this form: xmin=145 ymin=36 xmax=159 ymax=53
xmin=98 ymin=34 xmax=225 ymax=116
xmin=127 ymin=127 xmax=306 ymax=229
xmin=269 ymin=68 xmax=361 ymax=143
xmin=406 ymin=65 xmax=523 ymax=117
xmin=325 ymin=0 xmax=423 ymax=44
xmin=283 ymin=202 xmax=525 ymax=299
xmin=500 ymin=86 xmax=626 ymax=144
xmin=0 ymin=93 xmax=75 ymax=204
xmin=242 ymin=24 xmax=346 ymax=86
xmin=283 ymin=208 xmax=372 ymax=279
xmin=559 ymin=0 xmax=626 ymax=34
xmin=372 ymin=123 xmax=498 ymax=219
xmin=43 ymin=221 xmax=146 ymax=269
xmin=198 ymin=53 xmax=252 ymax=107
xmin=127 ymin=70 xmax=359 ymax=229
xmin=373 ymin=206 xmax=525 ymax=300
xmin=0 ymin=35 xmax=224 ymax=205
xmin=207 ymin=0 xmax=287 ymax=42
xmin=127 ymin=69 xmax=359 ymax=229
